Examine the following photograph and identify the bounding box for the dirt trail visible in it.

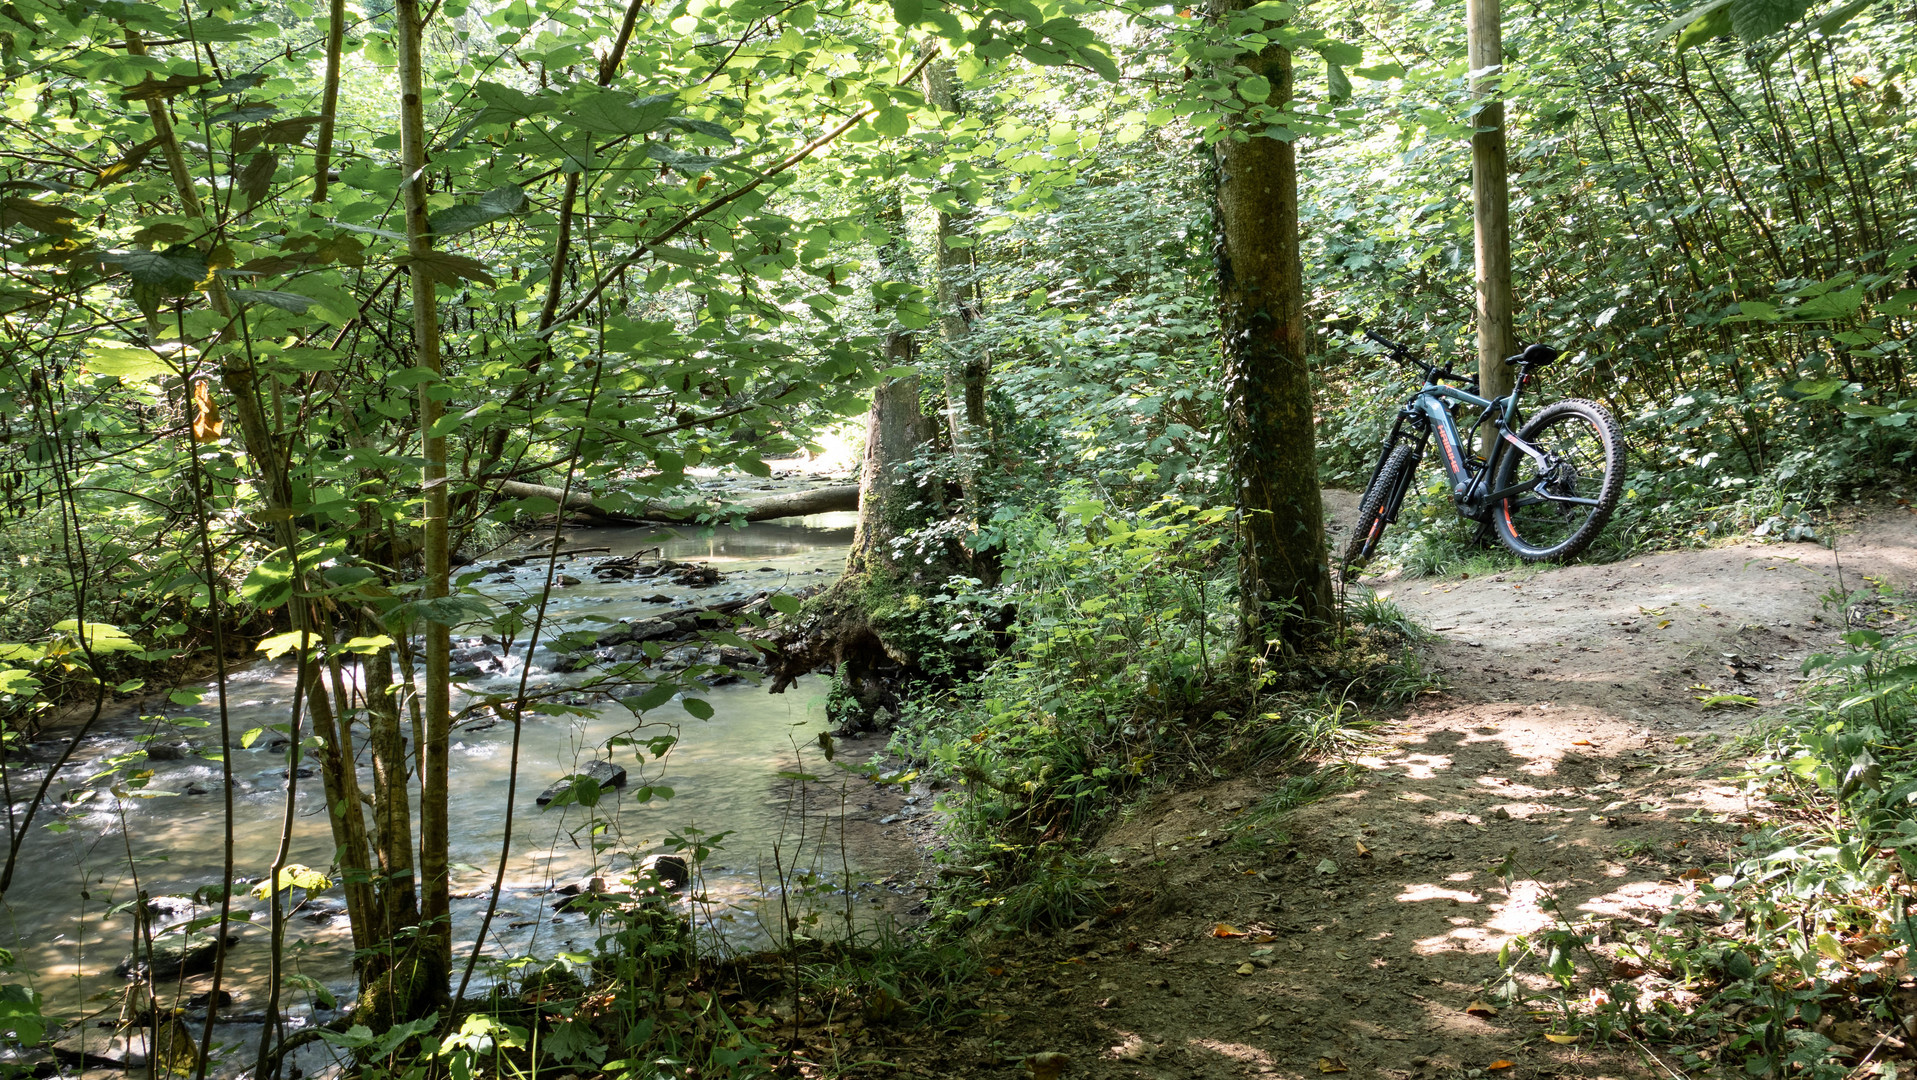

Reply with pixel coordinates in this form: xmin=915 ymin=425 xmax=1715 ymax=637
xmin=883 ymin=503 xmax=1917 ymax=1080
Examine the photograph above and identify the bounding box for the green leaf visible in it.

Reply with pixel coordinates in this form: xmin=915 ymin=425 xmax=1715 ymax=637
xmin=251 ymin=863 xmax=332 ymax=898
xmin=891 ymin=0 xmax=923 ymax=24
xmin=1237 ymin=74 xmax=1272 ymax=103
xmin=647 ymin=144 xmax=723 ymax=172
xmin=1327 ymin=63 xmax=1351 ymax=104
xmin=0 ymin=197 xmax=77 ymax=234
xmin=86 ymin=345 xmax=174 ymax=383
xmin=238 ymin=151 xmax=277 ymax=206
xmin=872 ymin=106 xmax=910 ymax=137
xmin=1353 ymin=61 xmax=1405 ymax=80
xmin=0 ymin=668 xmax=39 ymax=694
xmin=255 ymin=630 xmax=311 ymax=659
xmin=682 ymin=697 xmax=714 ymax=720
xmin=396 ymin=251 xmax=497 ymax=288
xmin=570 ymin=91 xmax=675 ymax=135
xmin=240 ymin=556 xmax=295 ymax=609
xmin=769 ymin=594 xmax=803 ymax=616
xmin=106 ymin=246 xmax=208 ymax=290
xmin=429 ymin=184 xmax=527 ymax=237
xmin=229 ymin=288 xmax=315 ymax=314
xmin=625 ymin=684 xmax=677 ymax=713
xmin=1729 ymin=0 xmax=1810 ymax=40
xmin=52 ymin=620 xmax=141 ymax=653
xmin=1316 ymin=41 xmax=1363 ymax=66
xmin=661 ymin=116 xmax=736 ymax=143
xmin=1659 ymin=0 xmax=1733 ymax=47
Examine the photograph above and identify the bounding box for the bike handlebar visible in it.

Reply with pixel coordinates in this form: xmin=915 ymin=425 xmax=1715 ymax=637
xmin=1362 ymin=328 xmax=1560 ymax=386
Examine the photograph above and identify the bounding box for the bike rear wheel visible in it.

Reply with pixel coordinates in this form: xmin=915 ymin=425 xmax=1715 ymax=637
xmin=1342 ymin=442 xmax=1418 ymax=580
xmin=1490 ymin=399 xmax=1624 ymax=562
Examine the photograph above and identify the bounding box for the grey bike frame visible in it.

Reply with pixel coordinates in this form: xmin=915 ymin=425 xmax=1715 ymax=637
xmin=1399 ymin=380 xmax=1570 ymax=518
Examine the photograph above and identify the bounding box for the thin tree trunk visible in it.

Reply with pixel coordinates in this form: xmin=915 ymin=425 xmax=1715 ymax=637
xmin=1210 ymin=0 xmax=1333 ymax=647
xmin=1468 ymin=0 xmax=1518 ymax=446
xmin=126 ymin=24 xmax=383 ymax=995
xmin=312 ymin=0 xmax=346 ymax=201
xmin=393 ymin=0 xmax=454 ymax=1003
xmin=923 ymin=59 xmax=987 ymax=517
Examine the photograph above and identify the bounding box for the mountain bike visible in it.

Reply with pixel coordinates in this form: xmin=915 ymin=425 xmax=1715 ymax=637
xmin=1341 ymin=329 xmax=1625 ymax=579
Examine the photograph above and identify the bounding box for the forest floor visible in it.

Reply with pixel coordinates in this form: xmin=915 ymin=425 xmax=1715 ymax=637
xmin=864 ymin=498 xmax=1917 ymax=1080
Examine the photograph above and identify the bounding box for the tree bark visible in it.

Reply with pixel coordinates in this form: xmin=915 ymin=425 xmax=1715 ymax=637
xmin=923 ymin=60 xmax=988 ymax=518
xmin=1211 ymin=6 xmax=1334 ymax=647
xmin=495 ymin=481 xmax=859 ymax=523
xmin=1469 ymin=0 xmax=1519 ymax=449
xmin=845 ymin=371 xmax=935 ymax=580
xmin=393 ymin=0 xmax=453 ymax=1005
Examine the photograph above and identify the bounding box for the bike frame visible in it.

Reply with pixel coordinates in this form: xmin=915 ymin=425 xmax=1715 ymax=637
xmin=1365 ymin=369 xmax=1593 ymax=527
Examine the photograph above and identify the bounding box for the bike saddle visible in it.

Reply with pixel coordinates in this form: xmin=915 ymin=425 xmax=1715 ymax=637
xmin=1508 ymin=343 xmax=1561 ymax=366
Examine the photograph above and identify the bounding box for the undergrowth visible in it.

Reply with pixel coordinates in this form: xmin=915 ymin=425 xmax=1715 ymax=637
xmin=1493 ymin=575 xmax=1917 ymax=1078
xmin=887 ymin=493 xmax=1440 ymax=936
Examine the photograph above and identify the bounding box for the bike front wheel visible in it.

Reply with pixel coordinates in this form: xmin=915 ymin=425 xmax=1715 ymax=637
xmin=1343 ymin=442 xmax=1418 ymax=580
xmin=1490 ymin=398 xmax=1624 ymax=562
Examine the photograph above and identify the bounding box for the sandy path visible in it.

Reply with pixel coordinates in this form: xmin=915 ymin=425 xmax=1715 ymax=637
xmin=882 ymin=504 xmax=1917 ymax=1080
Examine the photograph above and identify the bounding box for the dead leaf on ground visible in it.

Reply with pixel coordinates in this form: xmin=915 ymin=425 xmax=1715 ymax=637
xmin=1572 ymin=738 xmax=1594 ymax=746
xmin=1545 ymin=1033 xmax=1578 ymax=1044
xmin=1466 ymin=1000 xmax=1500 ymax=1017
xmin=1025 ymin=1051 xmax=1071 ymax=1080
xmin=1236 ymin=962 xmax=1255 ymax=975
xmin=1212 ymin=923 xmax=1246 ymax=937
xmin=1317 ymin=1057 xmax=1348 ymax=1074
xmin=1487 ymin=1061 xmax=1515 ymax=1070
xmin=1355 ymin=840 xmax=1371 ymax=857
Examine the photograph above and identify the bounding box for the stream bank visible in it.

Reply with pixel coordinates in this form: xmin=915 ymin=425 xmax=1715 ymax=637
xmin=2 ymin=471 xmax=943 ymax=1075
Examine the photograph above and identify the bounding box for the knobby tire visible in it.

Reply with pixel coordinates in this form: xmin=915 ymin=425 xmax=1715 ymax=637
xmin=1490 ymin=398 xmax=1624 ymax=562
xmin=1343 ymin=442 xmax=1418 ymax=580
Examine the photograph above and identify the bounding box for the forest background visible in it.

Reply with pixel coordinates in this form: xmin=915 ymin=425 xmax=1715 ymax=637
xmin=0 ymin=0 xmax=1912 ymax=1071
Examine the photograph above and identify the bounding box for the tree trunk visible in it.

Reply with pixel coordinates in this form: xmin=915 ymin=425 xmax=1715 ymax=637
xmin=394 ymin=0 xmax=453 ymax=1007
xmin=1469 ymin=0 xmax=1518 ymax=449
xmin=1210 ymin=6 xmax=1334 ymax=648
xmin=923 ymin=60 xmax=989 ymax=519
xmin=494 ymin=481 xmax=858 ymax=524
xmin=845 ymin=370 xmax=935 ymax=580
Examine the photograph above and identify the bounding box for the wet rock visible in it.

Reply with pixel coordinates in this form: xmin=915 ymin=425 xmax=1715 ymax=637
xmin=450 ymin=661 xmax=487 ymax=679
xmin=717 ymin=645 xmax=762 ymax=668
xmin=186 ymin=989 xmax=232 ymax=1010
xmin=556 ymin=574 xmax=584 ymax=587
xmin=145 ymin=741 xmax=194 ymax=761
xmin=184 ymin=783 xmax=211 ymax=796
xmin=550 ymin=653 xmax=594 ymax=674
xmin=280 ymin=767 xmax=315 ymax=780
xmin=641 ymin=593 xmax=675 ymax=604
xmin=641 ymin=854 xmax=689 ymax=889
xmin=450 ymin=645 xmax=498 ymax=666
xmin=146 ymin=895 xmax=199 ymax=920
xmin=115 ymin=931 xmax=240 ymax=979
xmin=535 ymin=759 xmax=628 ymax=805
xmin=670 ymin=564 xmax=722 ymax=587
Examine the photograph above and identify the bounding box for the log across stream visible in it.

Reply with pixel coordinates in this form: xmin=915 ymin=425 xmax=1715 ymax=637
xmin=0 ymin=489 xmax=932 ymax=1056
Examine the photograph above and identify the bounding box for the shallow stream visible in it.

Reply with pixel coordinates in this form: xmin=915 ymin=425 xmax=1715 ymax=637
xmin=0 ymin=498 xmax=883 ymax=1036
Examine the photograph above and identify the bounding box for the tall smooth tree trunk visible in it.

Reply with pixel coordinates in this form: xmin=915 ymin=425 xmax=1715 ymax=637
xmin=1469 ymin=0 xmax=1518 ymax=446
xmin=1210 ymin=4 xmax=1334 ymax=647
xmin=923 ymin=60 xmax=988 ymax=518
xmin=394 ymin=0 xmax=453 ymax=1005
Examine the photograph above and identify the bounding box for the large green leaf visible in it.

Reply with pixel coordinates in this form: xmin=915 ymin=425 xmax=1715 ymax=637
xmin=569 ymin=91 xmax=675 ymax=135
xmin=1730 ymin=0 xmax=1811 ymax=39
xmin=429 ymin=184 xmax=527 ymax=237
xmin=86 ymin=345 xmax=174 ymax=382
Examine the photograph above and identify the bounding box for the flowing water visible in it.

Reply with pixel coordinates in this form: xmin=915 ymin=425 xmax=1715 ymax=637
xmin=0 ymin=504 xmax=876 ymax=1036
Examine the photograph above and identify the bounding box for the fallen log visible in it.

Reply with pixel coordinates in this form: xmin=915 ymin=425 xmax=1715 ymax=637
xmin=496 ymin=481 xmax=859 ymax=524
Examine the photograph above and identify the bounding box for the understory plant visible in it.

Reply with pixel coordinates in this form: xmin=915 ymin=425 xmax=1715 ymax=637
xmin=888 ymin=492 xmax=1437 ymax=934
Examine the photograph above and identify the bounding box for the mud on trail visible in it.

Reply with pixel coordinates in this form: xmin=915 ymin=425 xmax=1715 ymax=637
xmin=871 ymin=502 xmax=1917 ymax=1080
